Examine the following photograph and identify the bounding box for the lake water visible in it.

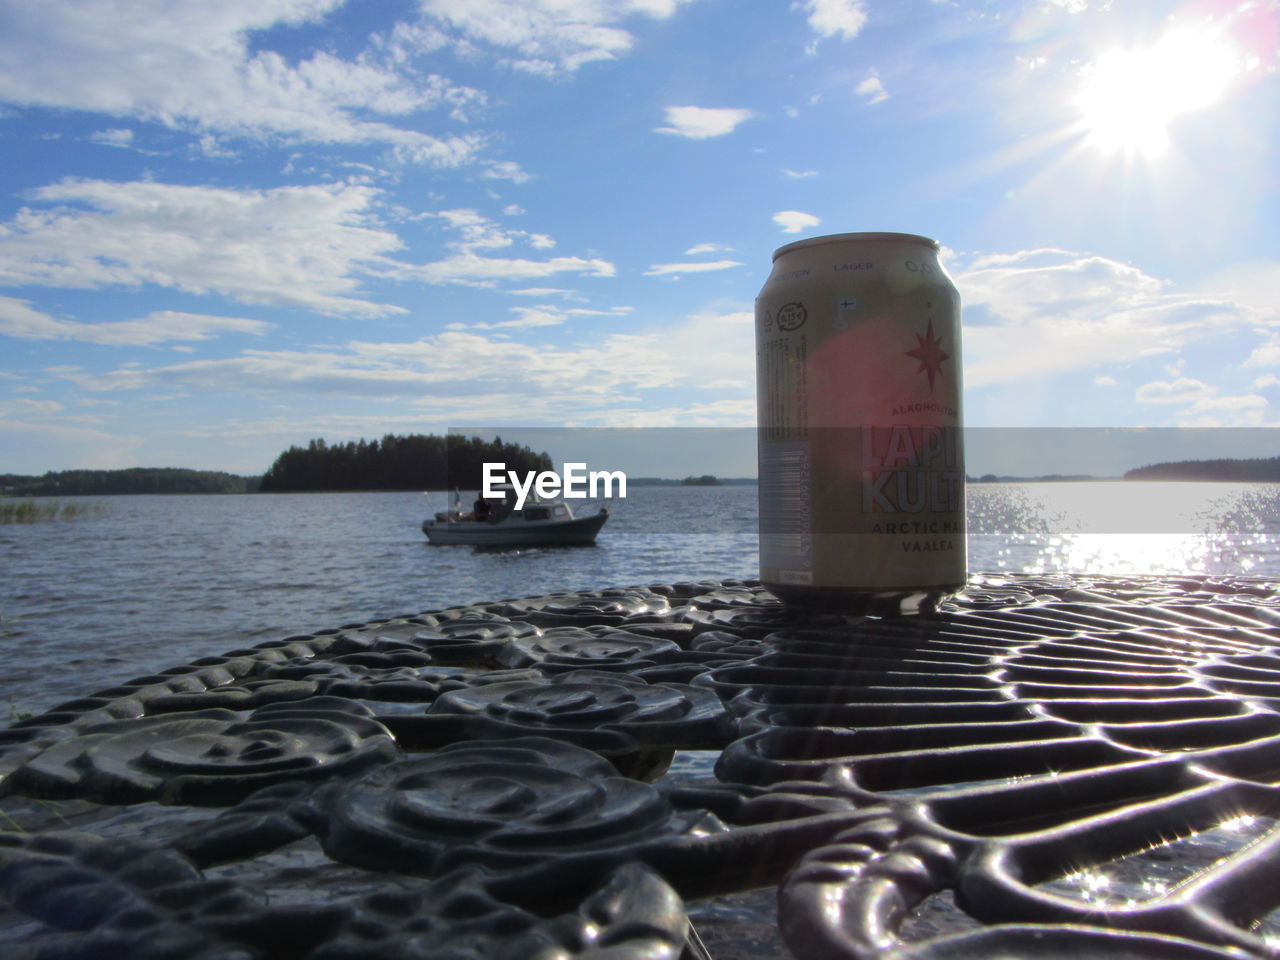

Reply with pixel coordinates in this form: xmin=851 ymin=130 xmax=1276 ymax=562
xmin=2 ymin=482 xmax=1278 ymax=713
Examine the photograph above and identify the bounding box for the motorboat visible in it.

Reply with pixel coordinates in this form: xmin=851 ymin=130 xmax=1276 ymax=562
xmin=422 ymin=488 xmax=608 ymax=546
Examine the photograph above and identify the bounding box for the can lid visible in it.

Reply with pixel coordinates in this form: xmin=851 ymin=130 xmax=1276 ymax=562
xmin=772 ymin=232 xmax=939 ymax=262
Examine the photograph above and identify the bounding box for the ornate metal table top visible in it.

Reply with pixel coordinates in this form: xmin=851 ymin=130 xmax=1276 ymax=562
xmin=3 ymin=573 xmax=1280 ymax=959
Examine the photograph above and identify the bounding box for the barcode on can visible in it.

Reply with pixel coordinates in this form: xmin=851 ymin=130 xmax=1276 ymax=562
xmin=760 ymin=440 xmax=811 ymax=570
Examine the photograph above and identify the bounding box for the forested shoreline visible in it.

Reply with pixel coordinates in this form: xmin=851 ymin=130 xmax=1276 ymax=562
xmin=258 ymin=434 xmax=553 ymax=492
xmin=3 ymin=434 xmax=554 ymax=496
xmin=17 ymin=447 xmax=1276 ymax=497
xmin=1124 ymin=456 xmax=1280 ymax=482
xmin=1 ymin=468 xmax=256 ymax=497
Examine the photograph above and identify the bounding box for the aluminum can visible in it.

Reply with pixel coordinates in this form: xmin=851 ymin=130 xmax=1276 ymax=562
xmin=756 ymin=232 xmax=965 ymax=614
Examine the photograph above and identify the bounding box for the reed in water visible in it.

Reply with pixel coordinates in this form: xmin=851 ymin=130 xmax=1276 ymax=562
xmin=0 ymin=500 xmax=105 ymax=523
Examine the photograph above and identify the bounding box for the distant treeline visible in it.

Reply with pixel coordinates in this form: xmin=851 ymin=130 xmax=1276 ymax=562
xmin=630 ymin=477 xmax=757 ymax=486
xmin=968 ymin=474 xmax=1101 ymax=483
xmin=1 ymin=468 xmax=257 ymax=496
xmin=1124 ymin=456 xmax=1280 ymax=482
xmin=258 ymin=434 xmax=553 ymax=492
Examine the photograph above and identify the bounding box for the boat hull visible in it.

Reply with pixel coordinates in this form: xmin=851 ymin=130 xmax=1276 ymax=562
xmin=422 ymin=509 xmax=608 ymax=546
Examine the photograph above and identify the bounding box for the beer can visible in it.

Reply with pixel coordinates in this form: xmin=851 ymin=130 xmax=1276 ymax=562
xmin=755 ymin=232 xmax=965 ymax=614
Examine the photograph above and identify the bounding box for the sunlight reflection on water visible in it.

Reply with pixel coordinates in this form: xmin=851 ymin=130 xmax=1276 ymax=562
xmin=967 ymin=482 xmax=1280 ymax=577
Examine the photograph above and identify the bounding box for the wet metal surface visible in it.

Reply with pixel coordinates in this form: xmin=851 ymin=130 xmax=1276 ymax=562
xmin=1 ymin=574 xmax=1279 ymax=957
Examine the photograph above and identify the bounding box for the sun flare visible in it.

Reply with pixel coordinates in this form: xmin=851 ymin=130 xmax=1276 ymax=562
xmin=1075 ymin=27 xmax=1243 ymax=156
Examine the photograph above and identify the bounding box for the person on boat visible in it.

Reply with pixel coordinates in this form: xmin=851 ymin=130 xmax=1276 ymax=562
xmin=484 ymin=487 xmax=516 ymax=523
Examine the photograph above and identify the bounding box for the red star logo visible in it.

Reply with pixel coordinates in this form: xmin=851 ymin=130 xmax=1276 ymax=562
xmin=905 ymin=320 xmax=950 ymax=390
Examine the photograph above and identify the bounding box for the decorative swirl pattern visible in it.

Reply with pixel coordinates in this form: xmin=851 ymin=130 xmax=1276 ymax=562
xmin=491 ymin=589 xmax=673 ymax=626
xmin=1 ymin=574 xmax=1280 ymax=958
xmin=261 ymin=657 xmax=452 ymax=702
xmin=680 ymin=601 xmax=807 ymax=638
xmin=402 ymin=614 xmax=542 ymax=663
xmin=309 ymin=862 xmax=690 ymax=960
xmin=686 ymin=583 xmax=782 ymax=611
xmin=423 ymin=670 xmax=733 ymax=754
xmin=141 ymin=678 xmax=322 ymax=713
xmin=495 ymin=625 xmax=686 ymax=672
xmin=4 ymin=700 xmax=398 ymax=805
xmin=780 ymin=814 xmax=960 ymax=959
xmin=0 ymin=831 xmax=690 ymax=960
xmin=780 ymin=819 xmax=1243 ymax=959
xmin=0 ymin=831 xmax=274 ymax=960
xmin=312 ymin=737 xmax=698 ymax=886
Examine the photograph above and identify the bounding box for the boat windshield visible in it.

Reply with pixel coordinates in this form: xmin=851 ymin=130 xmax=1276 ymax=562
xmin=484 ymin=485 xmax=556 ymax=507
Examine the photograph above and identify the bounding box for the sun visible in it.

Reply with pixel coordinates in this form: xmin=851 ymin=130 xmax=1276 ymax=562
xmin=1075 ymin=26 xmax=1243 ymax=156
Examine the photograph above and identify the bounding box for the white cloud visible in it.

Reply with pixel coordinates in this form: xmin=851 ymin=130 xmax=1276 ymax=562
xmin=389 ymin=134 xmax=487 ymax=168
xmin=685 ymin=243 xmax=733 ymax=255
xmin=430 ymin=208 xmax=520 ymax=250
xmin=0 ymin=179 xmax=408 ymax=317
xmin=667 ymin=309 xmax=754 ymax=392
xmin=428 ymin=209 xmax=557 ymax=254
xmin=509 ymin=287 xmax=583 ymax=299
xmin=1043 ymin=0 xmax=1091 ymax=13
xmin=1 ymin=398 xmax=63 ymax=417
xmin=420 ymin=0 xmax=699 ymax=76
xmin=0 ymin=0 xmax=487 ymax=160
xmin=62 ymin=331 xmax=677 ymax=399
xmin=773 ymin=210 xmax=821 ymax=233
xmin=1198 ymin=263 xmax=1280 ymax=316
xmin=90 ymin=128 xmax=135 ymax=147
xmin=782 ymin=169 xmax=819 ymax=179
xmin=1093 ymin=375 xmax=1117 ymax=386
xmin=592 ymin=397 xmax=756 ymax=427
xmin=655 ymin=106 xmax=754 ymax=139
xmin=1200 ymin=263 xmax=1280 ymax=368
xmin=1245 ymin=337 xmax=1280 ymax=368
xmin=965 ymin=248 xmax=1081 ymax=270
xmin=413 ymin=208 xmax=614 ymax=285
xmin=461 ymin=303 xmax=634 ymax=329
xmin=1192 ymin=394 xmax=1267 ymax=413
xmin=480 ymin=160 xmax=534 ymax=183
xmin=1135 ymin=378 xmax=1269 ymax=426
xmin=0 ymin=297 xmax=269 ymax=345
xmin=484 ymin=308 xmax=568 ymax=329
xmin=408 ymin=254 xmax=616 ymax=286
xmin=49 ymin=307 xmax=755 ymax=428
xmin=0 ymin=181 xmax=614 ymax=310
xmin=644 ymin=260 xmax=744 ymax=276
xmin=799 ymin=0 xmax=869 ymax=41
xmin=956 ymin=249 xmax=1271 ymax=390
xmin=197 ymin=134 xmax=239 ymax=159
xmin=1135 ymin=378 xmax=1215 ymax=404
xmin=856 ymin=73 xmax=888 ymax=104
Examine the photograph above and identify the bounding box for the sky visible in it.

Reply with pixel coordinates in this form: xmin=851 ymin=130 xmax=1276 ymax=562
xmin=1 ymin=0 xmax=1278 ymax=478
